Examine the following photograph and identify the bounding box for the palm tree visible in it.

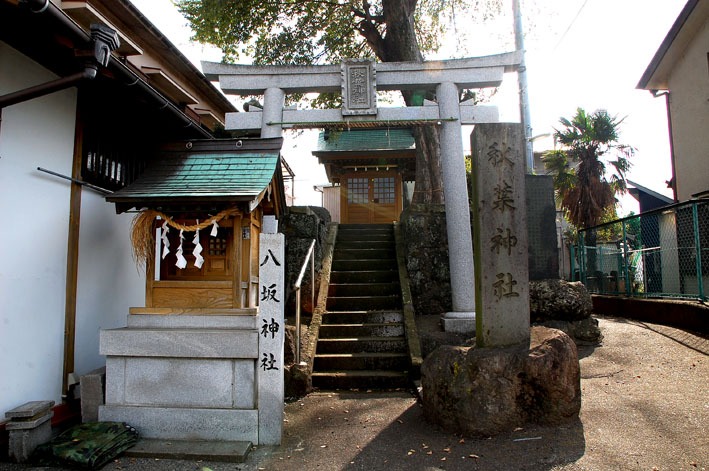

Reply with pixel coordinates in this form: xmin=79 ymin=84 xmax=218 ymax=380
xmin=544 ymin=107 xmax=634 ymax=230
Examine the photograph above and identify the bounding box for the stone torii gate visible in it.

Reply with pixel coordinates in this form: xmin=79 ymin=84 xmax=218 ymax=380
xmin=202 ymin=52 xmax=521 ymax=332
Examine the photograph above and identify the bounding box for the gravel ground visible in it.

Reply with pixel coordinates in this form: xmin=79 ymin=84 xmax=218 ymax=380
xmin=2 ymin=316 xmax=707 ymax=471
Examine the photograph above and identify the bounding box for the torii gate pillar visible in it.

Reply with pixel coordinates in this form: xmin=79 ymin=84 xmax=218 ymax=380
xmin=261 ymin=88 xmax=285 ymax=138
xmin=437 ymin=82 xmax=475 ymax=331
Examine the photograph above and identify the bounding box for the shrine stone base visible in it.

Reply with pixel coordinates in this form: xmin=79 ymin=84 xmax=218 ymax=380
xmin=441 ymin=312 xmax=476 ymax=334
xmin=99 ymin=313 xmax=260 ymax=444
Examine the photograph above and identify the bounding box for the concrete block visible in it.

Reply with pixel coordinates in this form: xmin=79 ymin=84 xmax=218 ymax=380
xmin=5 ymin=401 xmax=54 ymax=419
xmin=8 ymin=419 xmax=51 ymax=463
xmin=99 ymin=405 xmax=258 ymax=443
xmin=100 ymin=328 xmax=258 ymax=358
xmin=80 ymin=370 xmax=105 ymax=423
xmin=5 ymin=412 xmax=51 ymax=430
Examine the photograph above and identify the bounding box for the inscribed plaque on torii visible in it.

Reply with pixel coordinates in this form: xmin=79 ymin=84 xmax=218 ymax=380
xmin=341 ymin=59 xmax=376 ymax=116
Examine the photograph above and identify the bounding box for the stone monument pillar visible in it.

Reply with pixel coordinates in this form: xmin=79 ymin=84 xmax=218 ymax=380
xmin=437 ymin=81 xmax=476 ymax=333
xmin=257 ymin=223 xmax=285 ymax=445
xmin=470 ymin=123 xmax=530 ymax=347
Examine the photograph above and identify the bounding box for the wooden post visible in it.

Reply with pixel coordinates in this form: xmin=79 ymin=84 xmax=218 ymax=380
xmin=62 ymin=106 xmax=83 ymax=396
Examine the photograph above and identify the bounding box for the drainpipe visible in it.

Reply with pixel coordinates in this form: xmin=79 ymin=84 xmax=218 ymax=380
xmin=0 ymin=65 xmax=97 ymax=109
xmin=0 ymin=19 xmax=119 ymax=109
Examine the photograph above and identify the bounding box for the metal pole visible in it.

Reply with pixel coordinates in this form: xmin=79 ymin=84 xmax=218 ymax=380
xmin=513 ymin=0 xmax=534 ymax=173
xmin=692 ymin=202 xmax=704 ymax=300
xmin=310 ymin=248 xmax=315 ymax=314
xmin=622 ymin=220 xmax=631 ymax=296
xmin=293 ymin=239 xmax=316 ymax=365
xmin=295 ymin=288 xmax=301 ymax=364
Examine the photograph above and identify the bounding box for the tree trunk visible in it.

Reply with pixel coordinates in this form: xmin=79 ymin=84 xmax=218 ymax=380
xmin=380 ymin=0 xmax=444 ymax=204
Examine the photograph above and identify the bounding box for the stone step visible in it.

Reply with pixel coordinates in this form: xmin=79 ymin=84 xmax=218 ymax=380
xmin=314 ymin=352 xmax=409 ymax=371
xmin=333 ymin=248 xmax=395 ymax=260
xmin=328 ymin=282 xmax=400 ymax=297
xmin=126 ymin=439 xmax=252 ymax=463
xmin=330 ymin=270 xmax=398 ymax=284
xmin=338 ymin=223 xmax=394 ymax=232
xmin=332 ymin=259 xmax=397 ymax=271
xmin=322 ymin=310 xmax=403 ymax=324
xmin=318 ymin=322 xmax=405 ymax=338
xmin=316 ymin=336 xmax=407 ymax=354
xmin=336 ymin=230 xmax=394 ymax=241
xmin=327 ymin=294 xmax=402 ymax=311
xmin=334 ymin=240 xmax=393 ymax=250
xmin=311 ymin=370 xmax=409 ymax=390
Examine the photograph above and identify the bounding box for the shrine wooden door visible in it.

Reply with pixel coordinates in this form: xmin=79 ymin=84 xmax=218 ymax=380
xmin=341 ymin=172 xmax=401 ymax=224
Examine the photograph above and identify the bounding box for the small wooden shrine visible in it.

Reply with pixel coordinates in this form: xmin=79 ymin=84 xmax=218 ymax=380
xmin=107 ymin=137 xmax=286 ymax=309
xmin=99 ymin=137 xmax=287 ymax=445
xmin=312 ymin=128 xmax=416 ymax=224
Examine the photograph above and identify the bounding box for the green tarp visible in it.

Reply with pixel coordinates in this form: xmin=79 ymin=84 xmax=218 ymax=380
xmin=33 ymin=422 xmax=138 ymax=469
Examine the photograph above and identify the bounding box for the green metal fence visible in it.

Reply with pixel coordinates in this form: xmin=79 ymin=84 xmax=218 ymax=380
xmin=573 ymin=199 xmax=708 ymax=301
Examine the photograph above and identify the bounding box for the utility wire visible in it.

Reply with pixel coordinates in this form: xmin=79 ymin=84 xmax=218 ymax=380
xmin=552 ymin=0 xmax=589 ymax=52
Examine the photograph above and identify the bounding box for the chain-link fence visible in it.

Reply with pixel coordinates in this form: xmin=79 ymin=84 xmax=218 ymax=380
xmin=574 ymin=199 xmax=709 ymax=301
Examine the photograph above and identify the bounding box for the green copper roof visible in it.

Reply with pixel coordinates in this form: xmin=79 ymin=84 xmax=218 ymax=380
xmin=315 ymin=129 xmax=415 ymax=153
xmin=107 ymin=138 xmax=282 ymax=210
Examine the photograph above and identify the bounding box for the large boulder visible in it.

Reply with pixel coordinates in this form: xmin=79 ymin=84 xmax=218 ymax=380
xmin=530 ymin=279 xmax=592 ymax=322
xmin=421 ymin=326 xmax=581 ymax=436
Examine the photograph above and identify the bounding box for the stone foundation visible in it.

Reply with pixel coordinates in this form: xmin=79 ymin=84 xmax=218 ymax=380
xmin=421 ymin=326 xmax=580 ymax=436
xmin=99 ymin=313 xmax=260 ymax=443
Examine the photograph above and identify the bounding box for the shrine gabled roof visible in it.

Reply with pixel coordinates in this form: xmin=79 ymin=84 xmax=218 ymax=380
xmin=106 ymin=138 xmax=283 ymax=212
xmin=313 ymin=129 xmax=415 ymax=154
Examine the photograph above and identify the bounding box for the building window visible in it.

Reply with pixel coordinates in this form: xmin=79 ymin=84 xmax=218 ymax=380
xmin=347 ymin=177 xmax=369 ymax=204
xmin=373 ymin=177 xmax=395 ymax=204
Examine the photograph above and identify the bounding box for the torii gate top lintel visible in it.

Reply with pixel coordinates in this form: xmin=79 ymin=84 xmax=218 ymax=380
xmin=204 ymin=52 xmax=521 ymax=133
xmin=201 ymin=51 xmax=521 ymax=96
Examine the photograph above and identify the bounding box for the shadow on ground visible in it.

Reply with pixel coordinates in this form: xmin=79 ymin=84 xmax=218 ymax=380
xmin=247 ymin=390 xmax=585 ymax=471
xmin=341 ymin=401 xmax=585 ymax=471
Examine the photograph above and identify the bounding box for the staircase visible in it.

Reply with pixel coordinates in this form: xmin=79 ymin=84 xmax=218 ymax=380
xmin=312 ymin=224 xmax=410 ymax=390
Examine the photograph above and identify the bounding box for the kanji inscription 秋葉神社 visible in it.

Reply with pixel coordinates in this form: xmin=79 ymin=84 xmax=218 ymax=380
xmin=471 ymin=124 xmax=530 ymax=347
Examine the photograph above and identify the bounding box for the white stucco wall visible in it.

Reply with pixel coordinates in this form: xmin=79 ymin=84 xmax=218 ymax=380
xmin=0 ymin=41 xmax=77 ymax=412
xmin=74 ymin=192 xmax=144 ymax=375
xmin=668 ymin=19 xmax=709 ymax=201
xmin=0 ymin=41 xmax=145 ymax=413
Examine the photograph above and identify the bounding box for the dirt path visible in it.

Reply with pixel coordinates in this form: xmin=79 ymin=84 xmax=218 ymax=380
xmin=3 ymin=316 xmax=707 ymax=471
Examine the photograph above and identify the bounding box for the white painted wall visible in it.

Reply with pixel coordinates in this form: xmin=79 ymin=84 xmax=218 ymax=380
xmin=669 ymin=20 xmax=709 ymax=201
xmin=0 ymin=41 xmax=77 ymax=412
xmin=74 ymin=192 xmax=144 ymax=375
xmin=0 ymin=41 xmax=145 ymax=413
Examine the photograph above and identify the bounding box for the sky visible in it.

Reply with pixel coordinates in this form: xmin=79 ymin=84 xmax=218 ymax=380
xmin=129 ymin=0 xmax=686 ymax=210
